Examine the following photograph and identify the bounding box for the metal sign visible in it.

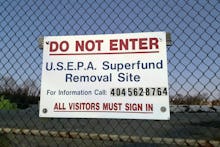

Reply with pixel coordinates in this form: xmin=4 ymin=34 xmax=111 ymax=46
xmin=39 ymin=32 xmax=170 ymax=120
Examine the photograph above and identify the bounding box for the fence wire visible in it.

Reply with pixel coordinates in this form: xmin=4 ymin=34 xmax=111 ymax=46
xmin=0 ymin=0 xmax=220 ymax=146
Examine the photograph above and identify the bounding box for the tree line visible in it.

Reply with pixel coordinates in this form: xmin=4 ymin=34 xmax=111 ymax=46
xmin=0 ymin=75 xmax=39 ymax=109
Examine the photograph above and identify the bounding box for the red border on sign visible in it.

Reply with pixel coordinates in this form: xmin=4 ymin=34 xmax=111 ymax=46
xmin=49 ymin=51 xmax=159 ymax=56
xmin=53 ymin=110 xmax=153 ymax=114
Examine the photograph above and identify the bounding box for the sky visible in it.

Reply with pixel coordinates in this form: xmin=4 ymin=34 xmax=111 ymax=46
xmin=0 ymin=0 xmax=219 ymax=99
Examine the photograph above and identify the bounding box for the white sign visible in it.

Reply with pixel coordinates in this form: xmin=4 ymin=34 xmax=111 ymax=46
xmin=39 ymin=32 xmax=170 ymax=120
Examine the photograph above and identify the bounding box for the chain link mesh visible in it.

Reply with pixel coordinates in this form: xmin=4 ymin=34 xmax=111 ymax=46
xmin=0 ymin=0 xmax=220 ymax=146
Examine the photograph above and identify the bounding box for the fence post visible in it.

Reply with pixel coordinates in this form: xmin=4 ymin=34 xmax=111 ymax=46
xmin=38 ymin=36 xmax=44 ymax=49
xmin=166 ymin=32 xmax=172 ymax=46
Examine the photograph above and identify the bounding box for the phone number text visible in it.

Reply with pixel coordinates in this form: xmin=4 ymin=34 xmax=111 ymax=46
xmin=110 ymin=87 xmax=168 ymax=97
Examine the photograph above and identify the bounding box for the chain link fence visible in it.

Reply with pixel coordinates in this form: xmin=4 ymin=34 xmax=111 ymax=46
xmin=0 ymin=0 xmax=220 ymax=146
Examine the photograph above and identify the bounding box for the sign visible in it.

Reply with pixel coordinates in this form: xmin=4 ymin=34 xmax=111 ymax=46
xmin=39 ymin=32 xmax=170 ymax=120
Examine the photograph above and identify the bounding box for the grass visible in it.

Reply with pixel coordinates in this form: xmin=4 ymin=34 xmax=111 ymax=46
xmin=0 ymin=134 xmax=11 ymax=147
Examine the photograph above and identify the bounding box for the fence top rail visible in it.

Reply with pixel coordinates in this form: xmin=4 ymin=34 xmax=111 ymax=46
xmin=0 ymin=127 xmax=219 ymax=146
